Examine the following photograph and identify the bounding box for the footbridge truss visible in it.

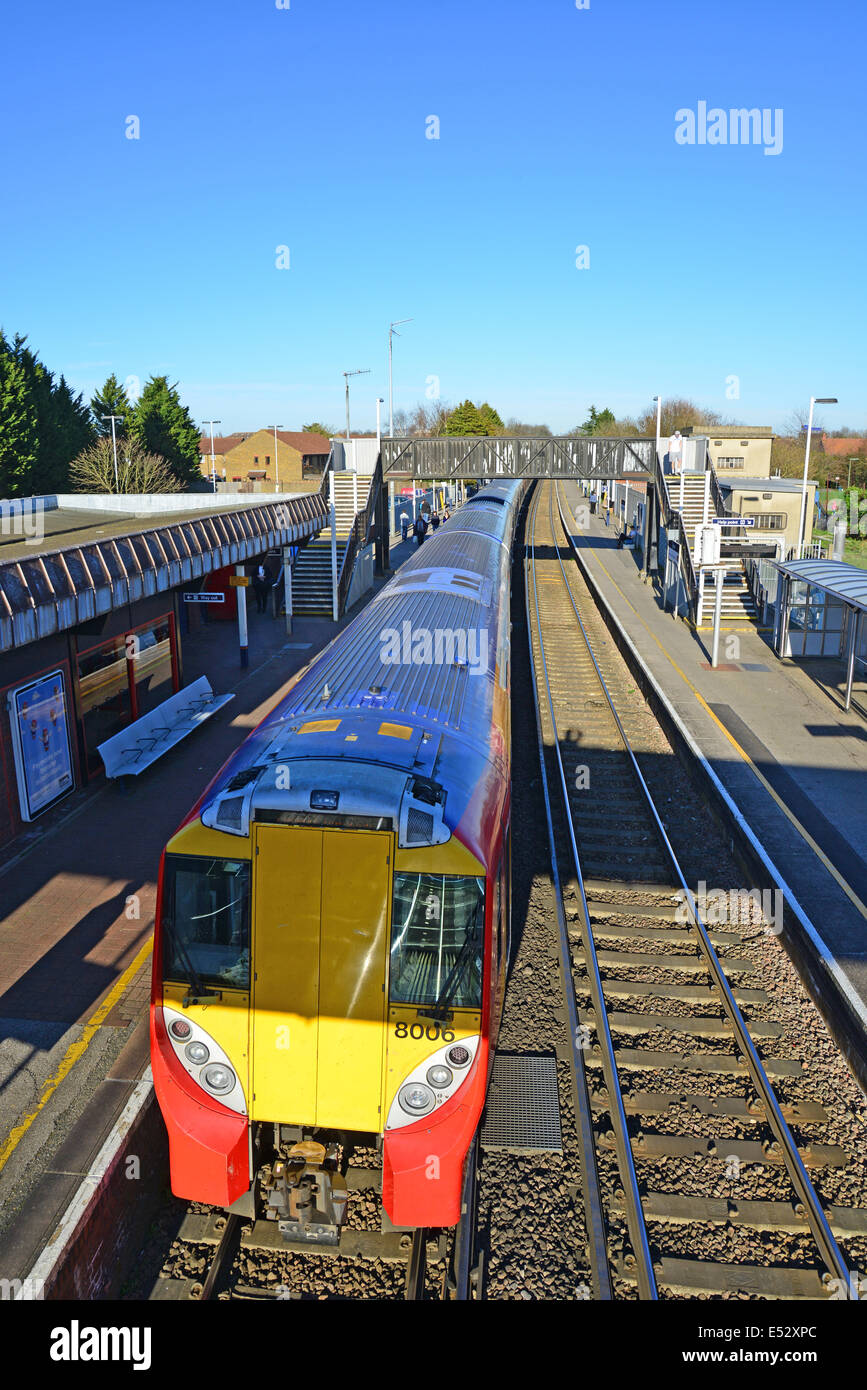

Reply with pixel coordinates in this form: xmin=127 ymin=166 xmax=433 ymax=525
xmin=380 ymin=435 xmax=656 ymax=483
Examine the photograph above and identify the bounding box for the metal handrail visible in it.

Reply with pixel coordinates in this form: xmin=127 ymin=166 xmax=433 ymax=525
xmin=335 ymin=456 xmax=384 ymax=615
xmin=655 ymin=458 xmax=699 ymax=620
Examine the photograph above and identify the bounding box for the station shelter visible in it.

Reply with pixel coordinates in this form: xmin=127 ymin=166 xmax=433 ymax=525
xmin=772 ymin=558 xmax=867 ymax=710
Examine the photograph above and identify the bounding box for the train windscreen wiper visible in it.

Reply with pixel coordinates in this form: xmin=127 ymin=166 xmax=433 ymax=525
xmin=425 ymin=913 xmax=483 ymax=1020
xmin=163 ymin=917 xmax=219 ymax=1003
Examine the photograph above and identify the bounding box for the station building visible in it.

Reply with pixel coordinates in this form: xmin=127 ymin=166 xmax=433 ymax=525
xmin=0 ymin=489 xmax=326 ymax=849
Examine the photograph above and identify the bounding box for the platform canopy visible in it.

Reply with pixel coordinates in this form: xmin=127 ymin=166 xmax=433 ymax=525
xmin=380 ymin=435 xmax=656 ymax=482
xmin=774 ymin=558 xmax=867 ymax=615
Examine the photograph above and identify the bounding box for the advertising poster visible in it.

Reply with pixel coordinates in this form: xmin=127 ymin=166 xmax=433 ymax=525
xmin=9 ymin=669 xmax=75 ymax=820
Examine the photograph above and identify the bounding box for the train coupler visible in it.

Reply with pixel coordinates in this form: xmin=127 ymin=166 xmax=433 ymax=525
xmin=260 ymin=1140 xmax=348 ymax=1246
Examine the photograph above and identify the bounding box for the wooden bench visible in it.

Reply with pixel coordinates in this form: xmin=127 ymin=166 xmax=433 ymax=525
xmin=98 ymin=676 xmax=235 ymax=779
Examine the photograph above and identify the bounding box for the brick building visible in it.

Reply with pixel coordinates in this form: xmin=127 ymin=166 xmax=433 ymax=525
xmin=198 ymin=429 xmax=331 ymax=491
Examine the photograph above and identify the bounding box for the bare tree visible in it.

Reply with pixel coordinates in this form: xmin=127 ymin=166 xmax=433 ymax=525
xmin=70 ymin=437 xmax=182 ymax=494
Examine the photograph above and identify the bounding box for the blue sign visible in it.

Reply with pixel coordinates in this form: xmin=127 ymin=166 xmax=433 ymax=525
xmin=9 ymin=670 xmax=75 ymax=820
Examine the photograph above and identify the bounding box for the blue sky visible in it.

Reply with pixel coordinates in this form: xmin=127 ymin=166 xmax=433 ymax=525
xmin=1 ymin=0 xmax=864 ymax=436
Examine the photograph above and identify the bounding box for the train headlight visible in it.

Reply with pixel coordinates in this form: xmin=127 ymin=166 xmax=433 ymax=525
xmin=185 ymin=1040 xmax=210 ymax=1065
xmin=426 ymin=1064 xmax=453 ymax=1089
xmin=169 ymin=1019 xmax=192 ymax=1041
xmin=398 ymin=1082 xmax=436 ymax=1116
xmin=446 ymin=1045 xmax=471 ymax=1067
xmin=202 ymin=1063 xmax=236 ymax=1095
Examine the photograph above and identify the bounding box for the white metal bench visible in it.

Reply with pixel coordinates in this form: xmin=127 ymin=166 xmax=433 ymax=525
xmin=97 ymin=676 xmax=235 ymax=779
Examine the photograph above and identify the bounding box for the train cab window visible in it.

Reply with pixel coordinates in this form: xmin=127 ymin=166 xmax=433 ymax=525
xmin=389 ymin=873 xmax=485 ymax=1010
xmin=162 ymin=854 xmax=251 ymax=990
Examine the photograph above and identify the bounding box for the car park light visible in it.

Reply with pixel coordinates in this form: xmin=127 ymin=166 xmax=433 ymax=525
xmin=185 ymin=1040 xmax=210 ymax=1065
xmin=170 ymin=1019 xmax=192 ymax=1040
xmin=398 ymin=1082 xmax=436 ymax=1116
xmin=202 ymin=1063 xmax=235 ymax=1095
xmin=426 ymin=1064 xmax=453 ymax=1089
xmin=447 ymin=1044 xmax=471 ymax=1067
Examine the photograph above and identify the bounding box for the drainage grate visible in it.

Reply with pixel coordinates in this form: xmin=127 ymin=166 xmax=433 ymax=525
xmin=741 ymin=663 xmax=769 ymax=672
xmin=480 ymin=1053 xmax=562 ymax=1152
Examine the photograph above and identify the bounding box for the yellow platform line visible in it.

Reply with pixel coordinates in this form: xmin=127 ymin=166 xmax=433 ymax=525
xmin=559 ymin=507 xmax=867 ymax=925
xmin=0 ymin=937 xmax=153 ymax=1176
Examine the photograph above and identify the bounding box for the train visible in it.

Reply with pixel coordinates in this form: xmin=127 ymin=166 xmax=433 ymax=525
xmin=150 ymin=478 xmax=524 ymax=1235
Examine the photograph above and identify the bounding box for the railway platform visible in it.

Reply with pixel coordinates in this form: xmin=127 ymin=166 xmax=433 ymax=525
xmin=558 ymin=480 xmax=867 ymax=1077
xmin=0 ymin=534 xmax=420 ymax=1290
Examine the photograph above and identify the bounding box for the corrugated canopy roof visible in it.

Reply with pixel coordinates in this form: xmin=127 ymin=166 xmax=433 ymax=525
xmin=774 ymin=559 xmax=867 ymax=614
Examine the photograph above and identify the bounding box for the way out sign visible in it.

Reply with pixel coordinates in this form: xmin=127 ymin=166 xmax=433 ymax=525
xmin=183 ymin=592 xmax=225 ymax=603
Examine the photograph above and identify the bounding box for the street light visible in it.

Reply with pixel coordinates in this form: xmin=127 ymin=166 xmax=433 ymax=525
xmin=375 ymin=397 xmax=384 ymax=449
xmin=849 ymin=456 xmax=858 ymax=490
xmin=388 ymin=319 xmax=413 ymax=438
xmin=652 ymin=395 xmax=662 ymax=469
xmin=102 ymin=415 xmax=125 ymax=492
xmin=267 ymin=424 xmax=283 ymax=492
xmin=203 ymin=419 xmax=221 ymax=492
xmin=343 ymin=370 xmax=371 ymax=441
xmin=797 ymin=397 xmax=837 ymax=558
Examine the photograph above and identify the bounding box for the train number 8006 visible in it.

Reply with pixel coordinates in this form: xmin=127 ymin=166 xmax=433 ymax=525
xmin=394 ymin=1021 xmax=455 ymax=1042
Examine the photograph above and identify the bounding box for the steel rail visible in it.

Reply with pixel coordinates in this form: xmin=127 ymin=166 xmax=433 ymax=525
xmin=198 ymin=1214 xmax=242 ymax=1301
xmin=404 ymin=1228 xmax=428 ymax=1301
xmin=552 ymin=481 xmax=854 ymax=1296
xmin=522 ymin=487 xmax=613 ymax=1300
xmin=527 ymin=484 xmax=658 ymax=1300
xmin=452 ymin=1133 xmax=480 ymax=1300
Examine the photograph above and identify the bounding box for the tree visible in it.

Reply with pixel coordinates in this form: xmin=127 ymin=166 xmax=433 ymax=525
xmin=477 ymin=402 xmax=504 ymax=435
xmin=504 ymin=418 xmax=552 ymax=437
xmin=91 ymin=374 xmax=133 ymax=437
xmin=0 ymin=333 xmax=39 ymax=496
xmin=635 ymin=397 xmax=726 ymax=437
xmin=0 ymin=331 xmax=95 ymax=496
xmin=127 ymin=375 xmax=201 ymax=487
xmin=580 ymin=405 xmax=617 ymax=435
xmin=70 ymin=437 xmax=181 ymax=494
xmin=302 ymin=421 xmax=332 ymax=438
xmin=443 ymin=400 xmax=488 ymax=436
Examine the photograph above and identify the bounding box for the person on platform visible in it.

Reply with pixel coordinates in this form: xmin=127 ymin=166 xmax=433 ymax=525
xmin=413 ymin=513 xmax=428 ymax=546
xmin=400 ymin=509 xmax=410 ymax=542
xmin=430 ymin=511 xmax=440 ymax=531
xmin=253 ymin=561 xmax=272 ymax=613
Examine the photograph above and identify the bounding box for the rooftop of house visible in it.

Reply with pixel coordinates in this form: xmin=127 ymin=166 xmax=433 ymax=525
xmin=198 ymin=429 xmax=332 ymax=457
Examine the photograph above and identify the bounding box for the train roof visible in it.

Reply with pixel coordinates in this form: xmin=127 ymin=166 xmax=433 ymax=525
xmin=194 ymin=481 xmax=524 ymax=849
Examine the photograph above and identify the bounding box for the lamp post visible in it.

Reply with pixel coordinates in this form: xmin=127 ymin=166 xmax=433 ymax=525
xmin=343 ymin=369 xmax=371 ymax=442
xmin=797 ymin=397 xmax=837 ymax=558
xmin=267 ymin=424 xmax=283 ymax=492
xmin=203 ymin=419 xmax=221 ymax=492
xmin=388 ymin=319 xmax=413 ymax=437
xmin=652 ymin=395 xmax=662 ymax=470
xmin=849 ymin=456 xmax=858 ymax=490
xmin=102 ymin=415 xmax=124 ymax=492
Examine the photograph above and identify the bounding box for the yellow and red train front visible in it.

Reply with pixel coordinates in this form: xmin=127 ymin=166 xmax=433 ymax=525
xmin=151 ymin=801 xmax=494 ymax=1227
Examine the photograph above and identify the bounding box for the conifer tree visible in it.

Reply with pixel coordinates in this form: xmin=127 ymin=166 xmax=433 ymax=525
xmin=91 ymin=374 xmax=133 ymax=437
xmin=128 ymin=375 xmax=202 ymax=487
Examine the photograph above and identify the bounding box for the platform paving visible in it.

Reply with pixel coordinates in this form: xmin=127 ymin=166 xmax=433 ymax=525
xmin=559 ymin=480 xmax=867 ymax=1048
xmin=0 ymin=534 xmax=421 ymax=1270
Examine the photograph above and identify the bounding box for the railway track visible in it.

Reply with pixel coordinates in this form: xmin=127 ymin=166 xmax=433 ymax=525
xmin=148 ymin=1153 xmax=479 ymax=1301
xmin=526 ymin=479 xmax=866 ymax=1300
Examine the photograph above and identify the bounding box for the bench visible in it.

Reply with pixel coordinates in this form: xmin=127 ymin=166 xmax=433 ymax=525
xmin=97 ymin=676 xmax=235 ymax=780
